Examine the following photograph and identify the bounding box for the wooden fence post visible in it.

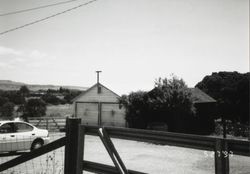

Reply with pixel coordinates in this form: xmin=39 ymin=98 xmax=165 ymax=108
xmin=74 ymin=102 xmax=78 ymax=118
xmin=64 ymin=118 xmax=84 ymax=174
xmin=98 ymin=102 xmax=102 ymax=126
xmin=46 ymin=118 xmax=49 ymax=130
xmin=215 ymin=139 xmax=229 ymax=174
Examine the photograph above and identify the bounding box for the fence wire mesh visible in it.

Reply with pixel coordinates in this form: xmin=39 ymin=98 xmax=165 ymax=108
xmin=0 ymin=133 xmax=65 ymax=174
xmin=1 ymin=118 xmax=249 ymax=174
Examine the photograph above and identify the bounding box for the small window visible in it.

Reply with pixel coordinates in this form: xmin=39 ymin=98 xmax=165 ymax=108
xmin=15 ymin=123 xmax=33 ymax=132
xmin=0 ymin=123 xmax=15 ymax=133
xmin=98 ymin=86 xmax=102 ymax=94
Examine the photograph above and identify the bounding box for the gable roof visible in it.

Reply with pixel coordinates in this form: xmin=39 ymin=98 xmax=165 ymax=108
xmin=72 ymin=83 xmax=120 ymax=102
xmin=149 ymin=87 xmax=216 ymax=104
xmin=190 ymin=88 xmax=216 ymax=103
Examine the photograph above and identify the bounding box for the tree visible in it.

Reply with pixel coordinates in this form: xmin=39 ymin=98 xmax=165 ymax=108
xmin=196 ymin=71 xmax=249 ymax=124
xmin=23 ymin=99 xmax=46 ymax=118
xmin=1 ymin=91 xmax=24 ymax=105
xmin=19 ymin=85 xmax=30 ymax=97
xmin=119 ymin=76 xmax=196 ymax=132
xmin=0 ymin=102 xmax=15 ymax=118
xmin=42 ymin=93 xmax=61 ymax=105
xmin=17 ymin=85 xmax=30 ymax=116
xmin=64 ymin=90 xmax=82 ymax=103
xmin=59 ymin=87 xmax=70 ymax=94
xmin=119 ymin=91 xmax=149 ymax=128
xmin=148 ymin=77 xmax=195 ymax=132
xmin=0 ymin=96 xmax=9 ymax=107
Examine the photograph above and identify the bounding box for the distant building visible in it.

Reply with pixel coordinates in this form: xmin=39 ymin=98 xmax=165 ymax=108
xmin=147 ymin=87 xmax=217 ymax=134
xmin=190 ymin=88 xmax=217 ymax=134
xmin=72 ymin=83 xmax=126 ymax=127
xmin=190 ymin=88 xmax=216 ymax=104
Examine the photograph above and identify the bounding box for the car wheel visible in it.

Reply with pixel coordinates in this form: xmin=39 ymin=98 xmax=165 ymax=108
xmin=31 ymin=140 xmax=43 ymax=150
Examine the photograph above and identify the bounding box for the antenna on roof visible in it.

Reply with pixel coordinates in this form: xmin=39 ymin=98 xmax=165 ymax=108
xmin=96 ymin=71 xmax=102 ymax=84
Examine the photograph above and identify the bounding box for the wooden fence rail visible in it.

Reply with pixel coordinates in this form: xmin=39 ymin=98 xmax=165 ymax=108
xmin=0 ymin=118 xmax=249 ymax=174
xmin=81 ymin=125 xmax=250 ymax=174
xmin=82 ymin=160 xmax=146 ymax=174
xmin=28 ymin=116 xmax=66 ymax=131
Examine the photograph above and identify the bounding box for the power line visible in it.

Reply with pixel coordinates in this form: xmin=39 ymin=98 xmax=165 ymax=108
xmin=0 ymin=0 xmax=98 ymax=36
xmin=0 ymin=0 xmax=80 ymax=17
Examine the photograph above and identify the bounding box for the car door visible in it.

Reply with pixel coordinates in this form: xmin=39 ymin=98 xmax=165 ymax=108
xmin=0 ymin=123 xmax=17 ymax=152
xmin=14 ymin=122 xmax=35 ymax=151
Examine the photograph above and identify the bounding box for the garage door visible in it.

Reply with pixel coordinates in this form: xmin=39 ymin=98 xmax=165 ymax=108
xmin=101 ymin=103 xmax=126 ymax=127
xmin=75 ymin=102 xmax=98 ymax=125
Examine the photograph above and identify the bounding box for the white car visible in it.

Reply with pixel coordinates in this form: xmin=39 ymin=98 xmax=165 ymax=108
xmin=0 ymin=120 xmax=50 ymax=153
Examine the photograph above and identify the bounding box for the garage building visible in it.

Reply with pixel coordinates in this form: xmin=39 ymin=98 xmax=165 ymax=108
xmin=73 ymin=83 xmax=126 ymax=127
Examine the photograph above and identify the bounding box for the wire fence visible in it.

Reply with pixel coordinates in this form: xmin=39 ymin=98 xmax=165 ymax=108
xmin=214 ymin=120 xmax=250 ymax=138
xmin=28 ymin=117 xmax=66 ymax=132
xmin=0 ymin=133 xmax=65 ymax=174
xmin=0 ymin=118 xmax=249 ymax=174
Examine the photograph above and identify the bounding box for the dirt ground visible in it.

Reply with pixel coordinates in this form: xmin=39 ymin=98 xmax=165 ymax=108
xmin=84 ymin=135 xmax=250 ymax=174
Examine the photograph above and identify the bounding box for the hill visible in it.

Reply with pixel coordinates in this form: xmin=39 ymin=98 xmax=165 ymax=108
xmin=0 ymin=80 xmax=87 ymax=91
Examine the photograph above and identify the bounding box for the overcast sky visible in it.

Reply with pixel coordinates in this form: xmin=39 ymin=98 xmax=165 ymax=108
xmin=0 ymin=0 xmax=249 ymax=94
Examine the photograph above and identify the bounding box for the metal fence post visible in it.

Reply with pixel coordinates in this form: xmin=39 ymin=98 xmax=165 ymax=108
xmin=215 ymin=139 xmax=229 ymax=174
xmin=64 ymin=118 xmax=84 ymax=174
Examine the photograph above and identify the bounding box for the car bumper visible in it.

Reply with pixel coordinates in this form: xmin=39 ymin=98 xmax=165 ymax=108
xmin=42 ymin=137 xmax=50 ymax=145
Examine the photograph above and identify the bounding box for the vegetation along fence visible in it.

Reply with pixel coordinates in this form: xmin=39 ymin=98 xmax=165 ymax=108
xmin=0 ymin=118 xmax=249 ymax=174
xmin=215 ymin=121 xmax=250 ymax=139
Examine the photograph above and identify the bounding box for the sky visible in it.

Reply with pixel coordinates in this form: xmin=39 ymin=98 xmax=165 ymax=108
xmin=0 ymin=0 xmax=249 ymax=95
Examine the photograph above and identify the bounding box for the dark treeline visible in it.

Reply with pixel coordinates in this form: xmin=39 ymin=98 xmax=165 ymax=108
xmin=119 ymin=76 xmax=215 ymax=135
xmin=119 ymin=72 xmax=249 ymax=135
xmin=0 ymin=86 xmax=82 ymax=119
xmin=196 ymin=71 xmax=249 ymax=124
